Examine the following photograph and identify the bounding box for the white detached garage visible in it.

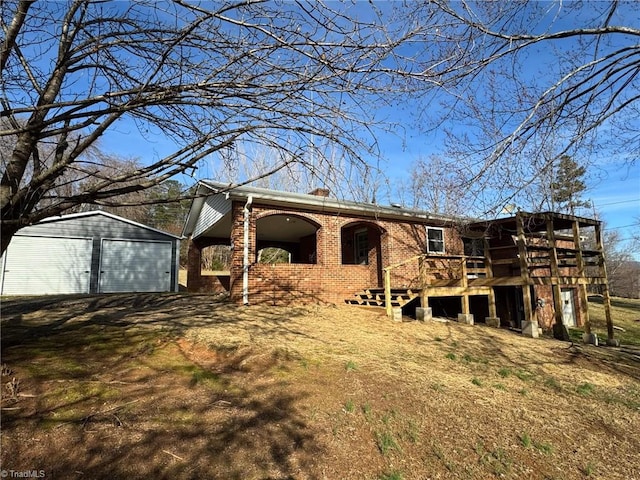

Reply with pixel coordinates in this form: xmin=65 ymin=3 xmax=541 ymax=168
xmin=0 ymin=211 xmax=181 ymax=295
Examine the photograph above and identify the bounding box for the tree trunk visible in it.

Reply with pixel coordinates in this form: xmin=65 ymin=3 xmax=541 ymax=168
xmin=1 ymin=224 xmax=20 ymax=257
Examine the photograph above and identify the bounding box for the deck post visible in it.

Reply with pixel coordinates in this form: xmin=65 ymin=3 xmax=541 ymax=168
xmin=595 ymin=223 xmax=616 ymax=344
xmin=384 ymin=268 xmax=392 ymax=318
xmin=545 ymin=215 xmax=568 ymax=340
xmin=572 ymin=220 xmax=591 ymax=335
xmin=483 ymin=237 xmax=500 ymax=326
xmin=516 ymin=214 xmax=535 ymax=326
xmin=460 ymin=258 xmax=470 ymax=315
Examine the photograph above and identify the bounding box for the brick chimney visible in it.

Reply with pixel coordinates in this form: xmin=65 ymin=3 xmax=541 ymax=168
xmin=308 ymin=188 xmax=330 ymax=197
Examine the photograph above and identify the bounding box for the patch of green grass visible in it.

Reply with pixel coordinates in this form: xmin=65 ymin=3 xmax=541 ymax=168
xmin=434 ymin=336 xmax=443 ymax=342
xmin=498 ymin=367 xmax=512 ymax=378
xmin=582 ymin=462 xmax=596 ymax=476
xmin=378 ymin=470 xmax=404 ymax=480
xmin=514 ymin=369 xmax=534 ymax=382
xmin=186 ymin=365 xmax=222 ymax=388
xmin=376 ymin=431 xmax=400 ymax=455
xmin=477 ymin=443 xmax=512 ymax=476
xmin=26 ymin=358 xmax=90 ymax=380
xmin=519 ymin=432 xmax=532 ymax=448
xmin=586 ymin=297 xmax=640 ymax=346
xmin=534 ymin=440 xmax=553 ymax=455
xmin=471 ymin=377 xmax=483 ymax=387
xmin=463 ymin=353 xmax=489 ymax=364
xmin=567 ymin=327 xmax=585 ymax=344
xmin=544 ymin=376 xmax=563 ymax=392
xmin=272 ymin=346 xmax=299 ymax=362
xmin=45 ymin=382 xmax=120 ymax=407
xmin=433 ymin=444 xmax=455 ymax=472
xmin=381 ymin=409 xmax=397 ymax=426
xmin=404 ymin=419 xmax=420 ymax=443
xmin=299 ymin=356 xmax=321 ymax=371
xmin=362 ymin=402 xmax=372 ymax=417
xmin=345 ymin=360 xmax=358 ymax=372
xmin=343 ymin=399 xmax=355 ymax=413
xmin=576 ymin=382 xmax=595 ymax=396
xmin=599 ymin=384 xmax=640 ymax=410
xmin=493 ymin=383 xmax=506 ymax=391
xmin=483 ymin=447 xmax=512 ymax=476
xmin=518 ymin=388 xmax=529 ymax=396
xmin=38 ymin=382 xmax=123 ymax=427
xmin=445 ymin=352 xmax=457 ymax=361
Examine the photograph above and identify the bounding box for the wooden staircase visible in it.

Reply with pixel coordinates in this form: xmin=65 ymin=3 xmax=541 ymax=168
xmin=345 ymin=288 xmax=421 ymax=308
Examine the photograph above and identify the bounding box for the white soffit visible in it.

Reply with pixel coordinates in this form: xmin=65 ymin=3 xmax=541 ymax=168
xmin=193 ymin=194 xmax=232 ymax=238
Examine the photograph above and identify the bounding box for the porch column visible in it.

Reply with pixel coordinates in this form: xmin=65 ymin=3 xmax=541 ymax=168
xmin=186 ymin=238 xmax=202 ymax=292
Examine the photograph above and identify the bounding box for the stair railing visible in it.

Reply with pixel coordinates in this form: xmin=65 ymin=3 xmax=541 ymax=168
xmin=383 ymin=254 xmax=427 ymax=317
xmin=383 ymin=254 xmax=487 ymax=317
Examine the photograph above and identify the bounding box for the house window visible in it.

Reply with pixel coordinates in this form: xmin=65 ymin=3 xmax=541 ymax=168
xmin=426 ymin=227 xmax=445 ymax=253
xmin=463 ymin=237 xmax=485 ymax=257
xmin=354 ymin=229 xmax=369 ymax=265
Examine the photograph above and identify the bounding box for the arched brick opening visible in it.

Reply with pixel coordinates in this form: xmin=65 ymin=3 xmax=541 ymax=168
xmin=255 ymin=213 xmax=321 ymax=264
xmin=340 ymin=221 xmax=387 ymax=287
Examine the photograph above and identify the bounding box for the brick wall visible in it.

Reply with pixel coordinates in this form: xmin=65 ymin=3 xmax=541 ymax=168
xmin=214 ymin=201 xmax=462 ymax=305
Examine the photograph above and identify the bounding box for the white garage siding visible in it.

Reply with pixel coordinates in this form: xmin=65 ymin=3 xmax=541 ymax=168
xmin=99 ymin=239 xmax=173 ymax=293
xmin=0 ymin=236 xmax=93 ymax=295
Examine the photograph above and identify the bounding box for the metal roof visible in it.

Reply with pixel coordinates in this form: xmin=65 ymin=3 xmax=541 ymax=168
xmin=182 ymin=180 xmax=465 ymax=237
xmin=38 ymin=210 xmax=183 ymax=239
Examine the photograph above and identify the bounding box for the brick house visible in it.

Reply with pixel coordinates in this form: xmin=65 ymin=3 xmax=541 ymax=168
xmin=183 ymin=181 xmax=614 ymax=341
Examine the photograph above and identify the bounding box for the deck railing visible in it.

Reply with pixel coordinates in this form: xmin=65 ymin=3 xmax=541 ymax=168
xmin=383 ymin=254 xmax=487 ymax=317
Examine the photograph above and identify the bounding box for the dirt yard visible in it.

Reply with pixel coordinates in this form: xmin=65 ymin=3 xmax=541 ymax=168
xmin=1 ymin=293 xmax=639 ymax=480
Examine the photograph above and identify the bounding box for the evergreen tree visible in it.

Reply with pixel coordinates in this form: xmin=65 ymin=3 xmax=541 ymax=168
xmin=549 ymin=155 xmax=590 ymax=214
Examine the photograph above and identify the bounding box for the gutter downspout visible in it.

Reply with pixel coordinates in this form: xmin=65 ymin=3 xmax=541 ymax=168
xmin=243 ymin=195 xmax=253 ymax=305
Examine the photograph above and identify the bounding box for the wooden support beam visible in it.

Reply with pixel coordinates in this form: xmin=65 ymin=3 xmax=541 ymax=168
xmin=516 ymin=214 xmax=534 ymax=324
xmin=595 ymin=223 xmax=615 ymax=341
xmin=461 ymin=292 xmax=470 ymax=315
xmin=573 ymin=220 xmax=591 ymax=335
xmin=384 ymin=268 xmax=392 ymax=318
xmin=488 ymin=288 xmax=497 ymax=319
xmin=483 ymin=237 xmax=494 ymax=279
xmin=419 ymin=286 xmax=493 ymax=296
xmin=546 ymin=216 xmax=565 ymax=329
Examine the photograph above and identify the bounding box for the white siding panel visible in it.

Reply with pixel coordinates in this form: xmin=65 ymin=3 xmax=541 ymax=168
xmin=1 ymin=236 xmax=92 ymax=295
xmin=193 ymin=194 xmax=231 ymax=238
xmin=99 ymin=240 xmax=172 ymax=293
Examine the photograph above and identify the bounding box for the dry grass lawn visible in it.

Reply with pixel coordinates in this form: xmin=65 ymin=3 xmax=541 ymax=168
xmin=1 ymin=293 xmax=639 ymax=480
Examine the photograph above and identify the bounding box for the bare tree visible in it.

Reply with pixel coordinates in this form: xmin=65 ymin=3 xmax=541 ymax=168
xmin=602 ymin=229 xmax=639 ymax=298
xmin=3 ymin=1 xmax=638 ymax=257
xmin=411 ymin=1 xmax=640 ymax=216
xmin=408 ymin=154 xmax=469 ymax=216
xmin=212 ymin=138 xmax=387 ymax=204
xmin=0 ymin=0 xmax=436 ymax=254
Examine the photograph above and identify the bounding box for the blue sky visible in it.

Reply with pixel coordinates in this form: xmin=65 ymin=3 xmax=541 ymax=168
xmin=102 ymin=114 xmax=640 ymax=259
xmin=91 ymin=1 xmax=639 ymax=258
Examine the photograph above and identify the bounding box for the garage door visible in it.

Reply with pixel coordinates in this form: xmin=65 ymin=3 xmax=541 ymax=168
xmin=99 ymin=239 xmax=172 ymax=293
xmin=0 ymin=235 xmax=92 ymax=295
